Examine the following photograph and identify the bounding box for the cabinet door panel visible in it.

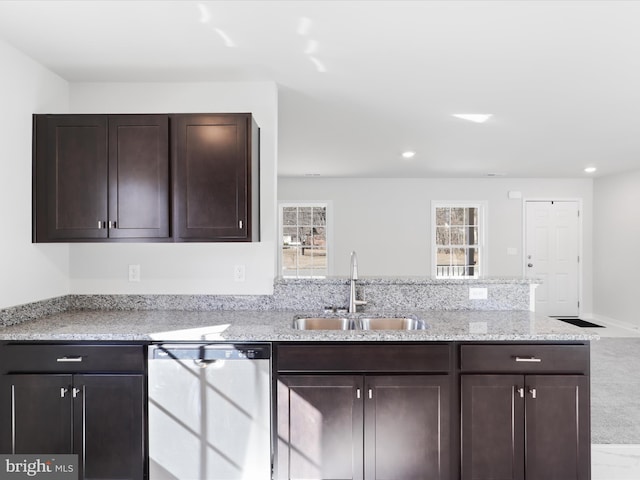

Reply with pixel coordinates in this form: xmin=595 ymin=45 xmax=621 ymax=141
xmin=37 ymin=115 xmax=108 ymax=240
xmin=1 ymin=374 xmax=73 ymax=454
xmin=525 ymin=375 xmax=590 ymax=480
xmin=75 ymin=374 xmax=145 ymax=480
xmin=277 ymin=375 xmax=363 ymax=480
xmin=365 ymin=375 xmax=450 ymax=480
xmin=174 ymin=114 xmax=250 ymax=241
xmin=461 ymin=375 xmax=525 ymax=480
xmin=108 ymin=115 xmax=169 ymax=239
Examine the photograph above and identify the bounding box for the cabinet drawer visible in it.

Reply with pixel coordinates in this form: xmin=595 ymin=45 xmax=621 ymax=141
xmin=459 ymin=344 xmax=589 ymax=373
xmin=277 ymin=344 xmax=450 ymax=372
xmin=1 ymin=345 xmax=145 ymax=373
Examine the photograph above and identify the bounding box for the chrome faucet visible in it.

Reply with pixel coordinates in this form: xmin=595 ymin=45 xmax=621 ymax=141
xmin=349 ymin=251 xmax=367 ymax=313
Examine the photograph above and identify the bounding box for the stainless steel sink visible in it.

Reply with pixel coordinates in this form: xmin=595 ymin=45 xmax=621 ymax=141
xmin=292 ymin=317 xmax=353 ymax=330
xmin=358 ymin=317 xmax=426 ymax=330
xmin=293 ymin=316 xmax=426 ymax=330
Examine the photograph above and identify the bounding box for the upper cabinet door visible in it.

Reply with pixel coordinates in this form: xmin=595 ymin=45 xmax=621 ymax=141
xmin=34 ymin=115 xmax=108 ymax=241
xmin=107 ymin=115 xmax=170 ymax=239
xmin=173 ymin=114 xmax=259 ymax=242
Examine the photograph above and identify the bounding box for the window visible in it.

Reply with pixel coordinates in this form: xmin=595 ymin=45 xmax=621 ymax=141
xmin=432 ymin=202 xmax=486 ymax=278
xmin=279 ymin=203 xmax=329 ymax=278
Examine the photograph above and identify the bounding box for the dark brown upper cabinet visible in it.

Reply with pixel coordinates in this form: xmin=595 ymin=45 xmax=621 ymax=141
xmin=172 ymin=113 xmax=260 ymax=242
xmin=33 ymin=114 xmax=170 ymax=242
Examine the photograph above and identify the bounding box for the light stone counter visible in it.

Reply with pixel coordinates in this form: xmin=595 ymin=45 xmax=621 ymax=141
xmin=0 ymin=309 xmax=597 ymax=342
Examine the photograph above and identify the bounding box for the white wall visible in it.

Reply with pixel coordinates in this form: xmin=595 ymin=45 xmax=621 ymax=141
xmin=593 ymin=169 xmax=640 ymax=326
xmin=67 ymin=82 xmax=278 ymax=295
xmin=279 ymin=177 xmax=594 ymax=314
xmin=0 ymin=39 xmax=70 ymax=309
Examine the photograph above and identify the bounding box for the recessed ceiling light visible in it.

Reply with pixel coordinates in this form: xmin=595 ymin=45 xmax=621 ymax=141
xmin=584 ymin=167 xmax=597 ymax=173
xmin=452 ymin=114 xmax=493 ymax=123
xmin=486 ymin=172 xmax=506 ymax=177
xmin=304 ymin=173 xmax=321 ymax=177
xmin=402 ymin=151 xmax=416 ymax=159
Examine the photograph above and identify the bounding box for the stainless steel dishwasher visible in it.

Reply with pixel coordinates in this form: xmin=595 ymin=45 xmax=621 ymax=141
xmin=148 ymin=343 xmax=272 ymax=480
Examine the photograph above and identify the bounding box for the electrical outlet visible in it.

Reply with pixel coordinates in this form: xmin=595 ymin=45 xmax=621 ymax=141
xmin=469 ymin=287 xmax=488 ymax=300
xmin=233 ymin=265 xmax=246 ymax=282
xmin=469 ymin=322 xmax=488 ymax=334
xmin=128 ymin=264 xmax=141 ymax=282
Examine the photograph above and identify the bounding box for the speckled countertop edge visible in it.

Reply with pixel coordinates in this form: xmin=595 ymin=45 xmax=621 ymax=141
xmin=0 ymin=309 xmax=598 ymax=342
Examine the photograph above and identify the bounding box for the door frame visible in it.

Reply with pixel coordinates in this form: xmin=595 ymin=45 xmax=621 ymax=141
xmin=522 ymin=198 xmax=583 ymax=317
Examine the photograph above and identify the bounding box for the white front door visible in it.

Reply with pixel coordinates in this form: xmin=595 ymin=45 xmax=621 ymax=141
xmin=525 ymin=200 xmax=580 ymax=317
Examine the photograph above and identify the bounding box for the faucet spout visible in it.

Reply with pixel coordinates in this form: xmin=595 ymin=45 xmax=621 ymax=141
xmin=349 ymin=251 xmax=366 ymax=313
xmin=350 ymin=251 xmax=358 ymax=280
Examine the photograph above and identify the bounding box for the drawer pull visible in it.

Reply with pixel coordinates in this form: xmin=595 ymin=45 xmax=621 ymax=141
xmin=57 ymin=356 xmax=83 ymax=363
xmin=514 ymin=356 xmax=542 ymax=363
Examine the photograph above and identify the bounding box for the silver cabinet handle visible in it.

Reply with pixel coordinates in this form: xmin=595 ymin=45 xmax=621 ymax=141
xmin=529 ymin=388 xmax=537 ymax=399
xmin=11 ymin=385 xmax=16 ymax=454
xmin=73 ymin=388 xmax=81 ymax=398
xmin=60 ymin=387 xmax=68 ymax=398
xmin=368 ymin=389 xmax=373 ymax=399
xmin=239 ymin=220 xmax=243 ymax=229
xmin=97 ymin=221 xmax=103 ymax=229
xmin=356 ymin=388 xmax=361 ymax=399
xmin=517 ymin=387 xmax=525 ymax=398
xmin=108 ymin=221 xmax=116 ymax=229
xmin=514 ymin=356 xmax=542 ymax=363
xmin=57 ymin=356 xmax=83 ymax=363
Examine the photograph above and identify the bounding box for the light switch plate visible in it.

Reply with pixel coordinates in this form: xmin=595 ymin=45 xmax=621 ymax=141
xmin=469 ymin=287 xmax=488 ymax=300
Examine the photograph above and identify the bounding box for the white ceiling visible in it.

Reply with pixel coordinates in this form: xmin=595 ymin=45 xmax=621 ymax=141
xmin=1 ymin=0 xmax=639 ymax=178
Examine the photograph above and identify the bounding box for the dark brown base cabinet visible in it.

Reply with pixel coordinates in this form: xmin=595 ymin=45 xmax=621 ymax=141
xmin=460 ymin=344 xmax=591 ymax=480
xmin=275 ymin=344 xmax=452 ymax=480
xmin=0 ymin=345 xmax=145 ymax=480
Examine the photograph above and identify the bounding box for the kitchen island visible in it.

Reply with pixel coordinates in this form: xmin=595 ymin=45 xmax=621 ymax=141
xmin=0 ymin=308 xmax=595 ymax=480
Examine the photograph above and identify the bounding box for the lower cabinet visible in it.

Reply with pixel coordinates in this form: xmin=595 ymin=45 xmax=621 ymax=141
xmin=276 ymin=374 xmax=450 ymax=480
xmin=275 ymin=343 xmax=452 ymax=480
xmin=0 ymin=345 xmax=145 ymax=480
xmin=460 ymin=344 xmax=591 ymax=480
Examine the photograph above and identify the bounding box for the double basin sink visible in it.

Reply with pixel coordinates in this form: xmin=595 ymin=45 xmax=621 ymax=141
xmin=293 ymin=316 xmax=426 ymax=331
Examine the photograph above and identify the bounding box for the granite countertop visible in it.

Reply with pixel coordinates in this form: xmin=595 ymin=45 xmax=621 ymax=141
xmin=0 ymin=309 xmax=598 ymax=342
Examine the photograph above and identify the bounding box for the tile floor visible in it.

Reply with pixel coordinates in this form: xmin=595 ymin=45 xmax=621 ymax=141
xmin=592 ymin=445 xmax=640 ymax=479
xmin=587 ymin=316 xmax=640 ymax=479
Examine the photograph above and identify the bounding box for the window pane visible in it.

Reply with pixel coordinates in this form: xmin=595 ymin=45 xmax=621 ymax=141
xmin=281 ymin=245 xmax=300 ymax=271
xmin=466 ymin=207 xmax=478 ymax=226
xmin=312 ymin=207 xmax=326 ymax=226
xmin=468 ymin=226 xmax=478 ymax=245
xmin=283 ymin=207 xmax=297 ymax=226
xmin=298 ymin=207 xmax=312 ymax=226
xmin=436 ymin=227 xmax=450 ymax=245
xmin=451 ymin=208 xmax=465 ymax=225
xmin=436 ymin=207 xmax=450 ymax=226
xmin=450 ymin=227 xmax=466 ymax=245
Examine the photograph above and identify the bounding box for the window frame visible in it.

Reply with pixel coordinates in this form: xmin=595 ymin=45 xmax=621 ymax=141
xmin=431 ymin=200 xmax=488 ymax=278
xmin=278 ymin=202 xmax=332 ymax=278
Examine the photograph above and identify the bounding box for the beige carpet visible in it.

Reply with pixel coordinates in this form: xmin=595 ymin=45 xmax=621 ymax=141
xmin=591 ymin=338 xmax=640 ymax=443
